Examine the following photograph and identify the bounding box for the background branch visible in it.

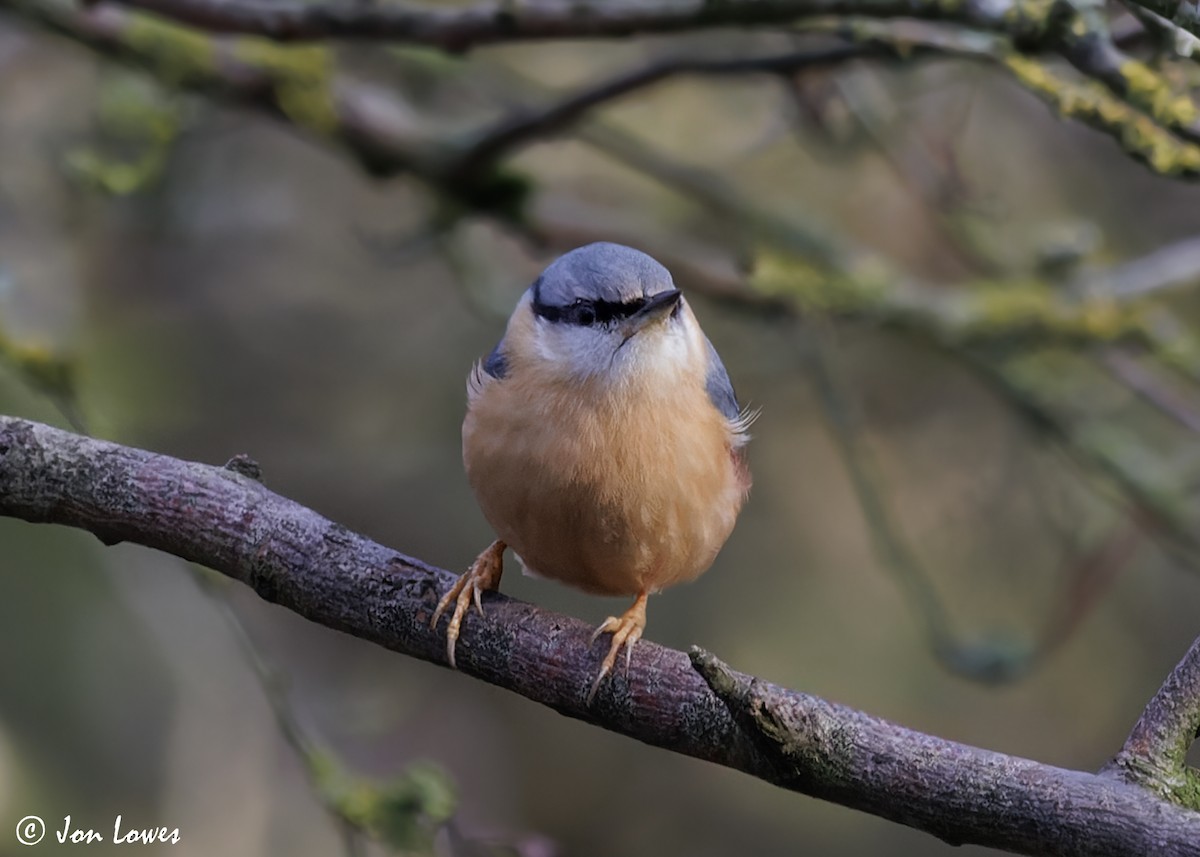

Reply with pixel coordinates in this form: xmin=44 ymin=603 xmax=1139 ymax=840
xmin=81 ymin=0 xmax=1068 ymax=47
xmin=1128 ymin=0 xmax=1200 ymax=41
xmin=1 ymin=415 xmax=1199 ymax=854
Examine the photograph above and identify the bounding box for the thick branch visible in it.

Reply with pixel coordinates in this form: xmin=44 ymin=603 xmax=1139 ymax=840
xmin=1 ymin=414 xmax=1198 ymax=855
xmin=693 ymin=649 xmax=1200 ymax=849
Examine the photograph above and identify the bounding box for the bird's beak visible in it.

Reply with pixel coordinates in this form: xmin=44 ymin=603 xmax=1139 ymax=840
xmin=623 ymin=289 xmax=682 ymax=337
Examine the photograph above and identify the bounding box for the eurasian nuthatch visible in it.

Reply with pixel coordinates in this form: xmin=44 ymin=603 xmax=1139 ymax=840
xmin=432 ymin=242 xmax=753 ymax=698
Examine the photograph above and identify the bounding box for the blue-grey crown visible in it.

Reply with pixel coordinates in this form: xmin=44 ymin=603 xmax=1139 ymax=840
xmin=531 ymin=243 xmax=676 ymax=326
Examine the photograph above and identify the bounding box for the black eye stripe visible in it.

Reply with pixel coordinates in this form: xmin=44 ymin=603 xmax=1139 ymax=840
xmin=533 ymin=297 xmax=648 ymax=326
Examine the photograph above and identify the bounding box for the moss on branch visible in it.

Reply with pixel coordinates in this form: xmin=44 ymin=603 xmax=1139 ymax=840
xmin=750 ymin=251 xmax=1155 ymax=347
xmin=1003 ymin=55 xmax=1200 ymax=177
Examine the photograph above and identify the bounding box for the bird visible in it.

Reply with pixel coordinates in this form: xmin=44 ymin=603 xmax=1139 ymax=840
xmin=431 ymin=242 xmax=753 ymax=700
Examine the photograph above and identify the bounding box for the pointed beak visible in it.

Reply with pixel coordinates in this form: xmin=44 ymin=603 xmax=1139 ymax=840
xmin=623 ymin=289 xmax=682 ymax=336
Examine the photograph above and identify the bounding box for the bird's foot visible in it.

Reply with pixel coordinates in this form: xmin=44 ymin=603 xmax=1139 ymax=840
xmin=431 ymin=539 xmax=505 ymax=668
xmin=588 ymin=591 xmax=648 ymax=702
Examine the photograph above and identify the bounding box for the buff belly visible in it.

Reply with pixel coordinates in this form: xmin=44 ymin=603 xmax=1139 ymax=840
xmin=463 ymin=375 xmax=746 ymax=597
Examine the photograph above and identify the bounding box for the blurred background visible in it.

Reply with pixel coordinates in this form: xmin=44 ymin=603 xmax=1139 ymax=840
xmin=2 ymin=4 xmax=1200 ymax=856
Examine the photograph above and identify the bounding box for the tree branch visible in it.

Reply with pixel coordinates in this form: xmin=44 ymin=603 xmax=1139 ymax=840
xmin=1105 ymin=635 xmax=1200 ymax=809
xmin=448 ymin=44 xmax=878 ymax=184
xmin=1075 ymin=235 xmax=1200 ymax=301
xmin=692 ymin=649 xmax=1200 ymax=849
xmin=1128 ymin=0 xmax=1200 ymax=42
xmin=1 ymin=413 xmax=1198 ymax=855
xmin=83 ymin=0 xmax=1064 ymax=47
xmin=1103 ymin=349 xmax=1200 ymax=436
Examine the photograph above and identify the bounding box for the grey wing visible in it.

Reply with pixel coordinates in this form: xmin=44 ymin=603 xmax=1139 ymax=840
xmin=704 ymin=338 xmax=741 ymax=421
xmin=482 ymin=340 xmax=508 ymax=379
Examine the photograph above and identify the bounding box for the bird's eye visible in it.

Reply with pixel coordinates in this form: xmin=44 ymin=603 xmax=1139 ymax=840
xmin=573 ymin=300 xmax=596 ymax=326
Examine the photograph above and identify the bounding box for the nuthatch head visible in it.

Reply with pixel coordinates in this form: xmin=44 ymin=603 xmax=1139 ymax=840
xmin=433 ymin=242 xmax=752 ymax=698
xmin=515 ymin=242 xmax=689 ymax=380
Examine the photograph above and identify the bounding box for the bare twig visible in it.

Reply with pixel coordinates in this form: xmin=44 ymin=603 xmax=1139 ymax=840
xmin=450 ymin=44 xmax=876 ymax=183
xmin=829 ymin=62 xmax=1004 ymax=276
xmin=1128 ymin=0 xmax=1200 ymax=43
xmin=1 ymin=414 xmax=1199 ymax=854
xmin=1077 ymin=234 xmax=1200 ymax=301
xmin=186 ymin=565 xmax=358 ymax=840
xmin=1036 ymin=516 xmax=1145 ymax=656
xmin=800 ymin=321 xmax=1037 ymax=682
xmin=1118 ymin=2 xmax=1200 ymax=58
xmin=1103 ymin=349 xmax=1200 ymax=435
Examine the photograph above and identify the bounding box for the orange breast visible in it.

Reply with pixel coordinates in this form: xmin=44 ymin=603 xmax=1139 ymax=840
xmin=463 ymin=366 xmax=749 ymax=597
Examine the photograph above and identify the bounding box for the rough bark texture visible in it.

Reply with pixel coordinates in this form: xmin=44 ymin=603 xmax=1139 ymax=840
xmin=1 ymin=415 xmax=1198 ymax=856
xmin=1104 ymin=635 xmax=1200 ymax=808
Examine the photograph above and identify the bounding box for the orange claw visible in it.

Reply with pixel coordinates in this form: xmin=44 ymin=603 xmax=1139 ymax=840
xmin=588 ymin=590 xmax=648 ymax=702
xmin=431 ymin=539 xmax=506 ymax=668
